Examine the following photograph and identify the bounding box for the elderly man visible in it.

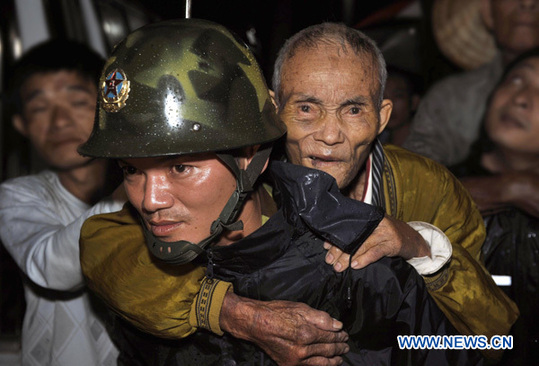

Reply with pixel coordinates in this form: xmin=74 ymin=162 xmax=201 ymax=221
xmin=80 ymin=18 xmax=482 ymax=365
xmin=269 ymin=22 xmax=518 ymax=360
xmin=0 ymin=40 xmax=124 ymax=366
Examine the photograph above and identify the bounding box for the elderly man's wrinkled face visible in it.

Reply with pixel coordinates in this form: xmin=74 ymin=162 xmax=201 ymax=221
xmin=487 ymin=0 xmax=539 ymax=55
xmin=486 ymin=55 xmax=539 ymax=154
xmin=278 ymin=44 xmax=391 ymax=189
xmin=119 ymin=153 xmax=240 ymax=245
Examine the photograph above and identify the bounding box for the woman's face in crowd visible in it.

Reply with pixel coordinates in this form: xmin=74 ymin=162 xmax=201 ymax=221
xmin=486 ymin=55 xmax=539 ymax=154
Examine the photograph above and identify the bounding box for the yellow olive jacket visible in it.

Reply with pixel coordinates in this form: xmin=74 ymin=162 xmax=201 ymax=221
xmin=380 ymin=145 xmax=518 ymax=358
xmin=80 ymin=144 xmax=518 ymax=358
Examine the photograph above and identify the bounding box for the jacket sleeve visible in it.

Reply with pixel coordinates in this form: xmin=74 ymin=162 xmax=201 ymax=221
xmin=0 ymin=175 xmax=123 ymax=291
xmin=80 ymin=204 xmax=232 ymax=338
xmin=383 ymin=146 xmax=519 ymax=360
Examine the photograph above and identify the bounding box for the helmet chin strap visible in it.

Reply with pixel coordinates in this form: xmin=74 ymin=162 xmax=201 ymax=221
xmin=141 ymin=145 xmax=272 ymax=265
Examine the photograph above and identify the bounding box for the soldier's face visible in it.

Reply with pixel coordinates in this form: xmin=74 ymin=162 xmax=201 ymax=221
xmin=119 ymin=153 xmax=240 ymax=245
xmin=13 ymin=71 xmax=96 ymax=170
xmin=278 ymin=44 xmax=392 ymax=189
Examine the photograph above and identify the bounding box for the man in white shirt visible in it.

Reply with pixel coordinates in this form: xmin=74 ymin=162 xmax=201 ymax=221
xmin=0 ymin=39 xmax=125 ymax=366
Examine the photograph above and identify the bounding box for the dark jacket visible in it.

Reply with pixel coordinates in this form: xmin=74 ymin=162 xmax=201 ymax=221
xmin=452 ymin=155 xmax=539 ymax=364
xmin=116 ymin=161 xmax=482 ymax=365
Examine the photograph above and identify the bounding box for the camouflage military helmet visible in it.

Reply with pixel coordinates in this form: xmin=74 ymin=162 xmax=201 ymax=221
xmin=79 ymin=18 xmax=285 ymax=158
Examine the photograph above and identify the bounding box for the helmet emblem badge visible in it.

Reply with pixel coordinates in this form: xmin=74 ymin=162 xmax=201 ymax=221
xmin=101 ymin=69 xmax=130 ymax=112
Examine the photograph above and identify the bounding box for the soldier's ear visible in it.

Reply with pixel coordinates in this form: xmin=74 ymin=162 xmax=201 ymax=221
xmin=12 ymin=115 xmax=28 ymax=137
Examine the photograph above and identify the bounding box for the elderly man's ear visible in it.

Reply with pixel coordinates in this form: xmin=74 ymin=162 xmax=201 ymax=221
xmin=378 ymin=99 xmax=393 ymax=135
xmin=269 ymin=90 xmax=278 ymax=111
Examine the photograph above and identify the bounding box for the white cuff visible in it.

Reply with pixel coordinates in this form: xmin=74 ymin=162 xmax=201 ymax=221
xmin=406 ymin=221 xmax=452 ymax=276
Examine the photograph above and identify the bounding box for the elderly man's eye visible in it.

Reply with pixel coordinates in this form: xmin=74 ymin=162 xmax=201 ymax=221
xmin=300 ymin=105 xmax=311 ymax=113
xmin=350 ymin=107 xmax=361 ymax=114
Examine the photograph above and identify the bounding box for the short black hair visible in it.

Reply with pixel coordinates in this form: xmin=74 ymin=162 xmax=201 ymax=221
xmin=501 ymin=46 xmax=539 ymax=80
xmin=9 ymin=39 xmax=105 ymax=115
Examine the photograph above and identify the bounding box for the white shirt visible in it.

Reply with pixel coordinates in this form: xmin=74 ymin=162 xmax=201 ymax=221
xmin=0 ymin=170 xmax=124 ymax=366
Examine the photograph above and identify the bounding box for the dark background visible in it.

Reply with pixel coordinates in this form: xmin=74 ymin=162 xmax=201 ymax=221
xmin=134 ymin=0 xmax=453 ymax=85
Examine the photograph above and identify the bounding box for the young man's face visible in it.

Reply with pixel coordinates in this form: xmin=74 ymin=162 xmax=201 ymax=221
xmin=486 ymin=55 xmax=539 ymax=154
xmin=13 ymin=71 xmax=97 ymax=170
xmin=119 ymin=153 xmax=240 ymax=245
xmin=278 ymin=43 xmax=392 ymax=189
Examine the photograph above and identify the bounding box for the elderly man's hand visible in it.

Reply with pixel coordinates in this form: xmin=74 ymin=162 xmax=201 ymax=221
xmin=324 ymin=215 xmax=430 ymax=272
xmin=220 ymin=292 xmax=349 ymax=365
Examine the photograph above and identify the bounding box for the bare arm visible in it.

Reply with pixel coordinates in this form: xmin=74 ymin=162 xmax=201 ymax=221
xmin=460 ymin=172 xmax=539 ymax=217
xmin=220 ymin=292 xmax=349 ymax=366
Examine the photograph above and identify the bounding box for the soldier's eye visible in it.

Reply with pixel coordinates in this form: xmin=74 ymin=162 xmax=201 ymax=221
xmin=173 ymin=165 xmax=186 ymax=173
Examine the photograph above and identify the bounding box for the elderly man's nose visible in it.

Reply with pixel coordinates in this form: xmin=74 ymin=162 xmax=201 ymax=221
xmin=313 ymin=115 xmax=345 ymax=145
